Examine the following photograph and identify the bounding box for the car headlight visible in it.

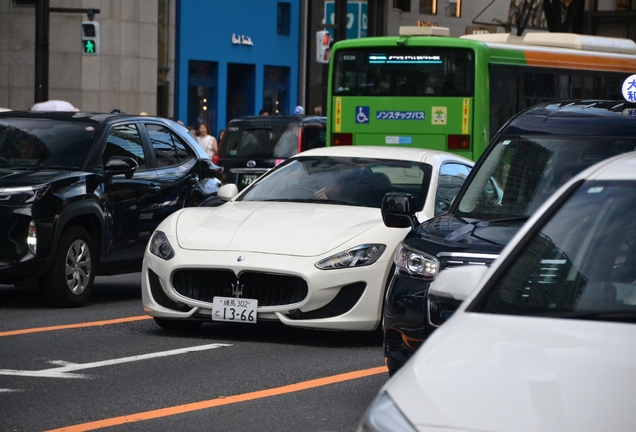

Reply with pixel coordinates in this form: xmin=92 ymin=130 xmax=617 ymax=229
xmin=394 ymin=243 xmax=439 ymax=279
xmin=0 ymin=184 xmax=49 ymax=204
xmin=315 ymin=244 xmax=386 ymax=270
xmin=358 ymin=393 xmax=416 ymax=432
xmin=149 ymin=231 xmax=174 ymax=260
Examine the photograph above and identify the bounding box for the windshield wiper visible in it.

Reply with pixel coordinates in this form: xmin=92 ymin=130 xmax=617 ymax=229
xmin=477 ymin=216 xmax=530 ymax=225
xmin=549 ymin=310 xmax=636 ymax=323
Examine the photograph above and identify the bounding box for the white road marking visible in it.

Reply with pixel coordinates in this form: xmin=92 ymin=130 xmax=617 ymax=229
xmin=0 ymin=343 xmax=232 ymax=379
xmin=0 ymin=388 xmax=22 ymax=393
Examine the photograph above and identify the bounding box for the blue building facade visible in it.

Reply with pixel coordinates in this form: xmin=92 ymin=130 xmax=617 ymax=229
xmin=175 ymin=0 xmax=301 ymax=137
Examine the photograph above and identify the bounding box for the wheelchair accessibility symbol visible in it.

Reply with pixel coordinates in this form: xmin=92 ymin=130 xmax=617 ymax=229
xmin=355 ymin=106 xmax=370 ymax=124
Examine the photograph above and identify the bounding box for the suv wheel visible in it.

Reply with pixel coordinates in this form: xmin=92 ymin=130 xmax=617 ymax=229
xmin=42 ymin=226 xmax=95 ymax=307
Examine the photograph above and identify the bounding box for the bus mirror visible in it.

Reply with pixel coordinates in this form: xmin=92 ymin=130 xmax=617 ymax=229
xmin=381 ymin=192 xmax=419 ymax=229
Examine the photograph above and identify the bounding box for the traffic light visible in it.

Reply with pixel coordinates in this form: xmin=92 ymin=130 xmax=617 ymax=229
xmin=81 ymin=21 xmax=100 ymax=55
xmin=316 ymin=30 xmax=331 ymax=64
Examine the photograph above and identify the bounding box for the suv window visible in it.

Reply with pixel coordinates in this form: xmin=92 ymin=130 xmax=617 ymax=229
xmin=145 ymin=123 xmax=193 ymax=167
xmin=457 ymin=136 xmax=636 ymax=221
xmin=0 ymin=118 xmax=96 ymax=168
xmin=220 ymin=120 xmax=302 ymax=159
xmin=103 ymin=124 xmax=147 ymax=169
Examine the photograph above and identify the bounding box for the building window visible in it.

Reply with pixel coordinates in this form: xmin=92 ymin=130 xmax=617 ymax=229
xmin=277 ymin=2 xmax=291 ymax=34
xmin=419 ymin=0 xmax=437 ymax=15
xmin=445 ymin=0 xmax=461 ymax=17
xmin=394 ymin=0 xmax=411 ymax=12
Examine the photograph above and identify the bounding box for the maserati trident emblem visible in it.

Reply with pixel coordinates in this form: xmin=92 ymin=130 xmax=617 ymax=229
xmin=246 ymin=160 xmax=256 ymax=168
xmin=231 ymin=281 xmax=244 ymax=298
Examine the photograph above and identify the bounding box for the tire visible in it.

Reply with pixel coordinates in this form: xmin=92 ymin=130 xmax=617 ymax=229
xmin=41 ymin=226 xmax=96 ymax=307
xmin=154 ymin=317 xmax=203 ymax=332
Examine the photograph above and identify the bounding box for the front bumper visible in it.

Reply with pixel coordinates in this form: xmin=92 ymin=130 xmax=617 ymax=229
xmin=383 ymin=273 xmax=433 ymax=371
xmin=141 ymin=247 xmax=393 ymax=331
xmin=0 ymin=209 xmax=53 ymax=284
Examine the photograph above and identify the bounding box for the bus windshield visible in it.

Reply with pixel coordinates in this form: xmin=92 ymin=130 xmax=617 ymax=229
xmin=333 ymin=47 xmax=475 ymax=97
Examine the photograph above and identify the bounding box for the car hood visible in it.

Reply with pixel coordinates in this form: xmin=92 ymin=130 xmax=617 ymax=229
xmin=417 ymin=213 xmax=525 ymax=247
xmin=175 ymin=201 xmax=381 ymax=256
xmin=0 ymin=168 xmax=72 ymax=187
xmin=389 ymin=313 xmax=636 ymax=432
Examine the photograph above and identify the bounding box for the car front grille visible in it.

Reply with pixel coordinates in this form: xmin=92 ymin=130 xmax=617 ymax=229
xmin=172 ymin=269 xmax=308 ymax=307
xmin=437 ymin=252 xmax=498 ymax=269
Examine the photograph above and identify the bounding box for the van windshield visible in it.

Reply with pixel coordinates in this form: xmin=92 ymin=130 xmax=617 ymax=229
xmin=456 ymin=135 xmax=636 ymax=222
xmin=219 ymin=121 xmax=299 ymax=159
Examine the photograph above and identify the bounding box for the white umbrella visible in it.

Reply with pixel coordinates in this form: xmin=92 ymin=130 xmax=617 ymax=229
xmin=30 ymin=100 xmax=78 ymax=112
xmin=0 ymin=107 xmax=11 ymax=112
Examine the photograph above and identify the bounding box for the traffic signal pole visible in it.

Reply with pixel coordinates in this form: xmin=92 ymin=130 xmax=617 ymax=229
xmin=33 ymin=1 xmax=100 ymax=103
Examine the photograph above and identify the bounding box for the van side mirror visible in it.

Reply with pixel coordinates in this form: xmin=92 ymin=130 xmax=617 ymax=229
xmin=217 ymin=183 xmax=239 ymax=202
xmin=381 ymin=192 xmax=419 ymax=229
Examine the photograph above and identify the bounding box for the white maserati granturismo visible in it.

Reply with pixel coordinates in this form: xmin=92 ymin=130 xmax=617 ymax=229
xmin=141 ymin=146 xmax=473 ymax=332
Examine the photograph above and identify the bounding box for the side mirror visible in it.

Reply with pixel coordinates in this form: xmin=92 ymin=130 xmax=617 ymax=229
xmin=104 ymin=156 xmax=138 ymax=179
xmin=205 ymin=160 xmax=224 ymax=180
xmin=381 ymin=192 xmax=419 ymax=229
xmin=217 ymin=183 xmax=239 ymax=202
xmin=427 ymin=265 xmax=489 ymax=327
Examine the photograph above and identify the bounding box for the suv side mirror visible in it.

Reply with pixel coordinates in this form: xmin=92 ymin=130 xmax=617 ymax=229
xmin=381 ymin=192 xmax=419 ymax=229
xmin=104 ymin=156 xmax=138 ymax=179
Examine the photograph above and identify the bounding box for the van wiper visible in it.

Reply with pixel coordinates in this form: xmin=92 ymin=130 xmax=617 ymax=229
xmin=549 ymin=310 xmax=636 ymax=323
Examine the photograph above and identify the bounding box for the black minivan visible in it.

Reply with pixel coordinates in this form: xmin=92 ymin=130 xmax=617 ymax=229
xmin=380 ymin=99 xmax=636 ymax=375
xmin=214 ymin=115 xmax=326 ymax=190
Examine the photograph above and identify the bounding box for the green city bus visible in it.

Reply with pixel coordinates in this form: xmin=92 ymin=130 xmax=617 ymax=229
xmin=327 ymin=27 xmax=636 ymax=161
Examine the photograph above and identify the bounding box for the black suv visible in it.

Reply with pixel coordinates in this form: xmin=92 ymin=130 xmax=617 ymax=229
xmin=0 ymin=111 xmax=221 ymax=306
xmin=380 ymin=100 xmax=636 ymax=374
xmin=215 ymin=115 xmax=326 ymax=190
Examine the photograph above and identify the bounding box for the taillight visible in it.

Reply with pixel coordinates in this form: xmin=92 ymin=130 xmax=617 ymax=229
xmin=447 ymin=135 xmax=470 ymax=150
xmin=332 ymin=133 xmax=352 ymax=146
xmin=274 ymin=159 xmax=285 ymax=166
xmin=297 ymin=127 xmax=303 ymax=153
xmin=212 ymin=154 xmax=219 ymax=164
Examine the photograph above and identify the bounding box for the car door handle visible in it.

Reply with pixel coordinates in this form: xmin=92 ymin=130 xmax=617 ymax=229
xmin=143 ymin=185 xmax=161 ymax=197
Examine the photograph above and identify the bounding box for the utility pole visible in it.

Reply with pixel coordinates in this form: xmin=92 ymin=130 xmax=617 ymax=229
xmin=34 ymin=0 xmax=50 ymax=103
xmin=334 ymin=0 xmax=348 ymax=42
xmin=33 ymin=1 xmax=100 ymax=103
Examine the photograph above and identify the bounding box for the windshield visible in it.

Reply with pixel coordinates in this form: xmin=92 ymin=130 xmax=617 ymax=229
xmin=333 ymin=47 xmax=474 ymax=97
xmin=0 ymin=118 xmax=97 ymax=169
xmin=220 ymin=121 xmax=299 ymax=159
xmin=239 ymin=156 xmax=432 ymax=209
xmin=477 ymin=181 xmax=636 ymax=323
xmin=456 ymin=135 xmax=636 ymax=222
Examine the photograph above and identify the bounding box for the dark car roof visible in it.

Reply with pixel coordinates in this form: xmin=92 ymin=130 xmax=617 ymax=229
xmin=226 ymin=115 xmax=326 ymax=127
xmin=500 ymin=100 xmax=636 ymax=137
xmin=0 ymin=110 xmax=173 ymax=125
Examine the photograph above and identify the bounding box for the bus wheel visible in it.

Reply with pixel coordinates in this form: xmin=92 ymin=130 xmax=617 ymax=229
xmin=41 ymin=226 xmax=95 ymax=307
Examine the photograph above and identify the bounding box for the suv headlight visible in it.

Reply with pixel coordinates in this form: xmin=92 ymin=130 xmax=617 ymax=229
xmin=358 ymin=393 xmax=416 ymax=432
xmin=149 ymin=231 xmax=174 ymax=260
xmin=0 ymin=184 xmax=49 ymax=204
xmin=315 ymin=244 xmax=386 ymax=270
xmin=394 ymin=243 xmax=439 ymax=279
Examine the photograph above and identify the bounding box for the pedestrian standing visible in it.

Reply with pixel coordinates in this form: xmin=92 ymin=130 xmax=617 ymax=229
xmin=196 ymin=122 xmax=218 ymax=158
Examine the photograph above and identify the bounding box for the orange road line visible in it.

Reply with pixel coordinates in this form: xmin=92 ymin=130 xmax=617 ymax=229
xmin=0 ymin=315 xmax=153 ymax=337
xmin=47 ymin=366 xmax=388 ymax=432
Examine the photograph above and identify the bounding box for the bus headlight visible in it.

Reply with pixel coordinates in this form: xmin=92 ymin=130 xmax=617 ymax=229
xmin=394 ymin=243 xmax=439 ymax=279
xmin=27 ymin=220 xmax=37 ymax=255
xmin=315 ymin=244 xmax=386 ymax=270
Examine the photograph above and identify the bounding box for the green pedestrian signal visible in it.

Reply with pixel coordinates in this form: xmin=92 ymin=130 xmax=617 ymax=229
xmin=81 ymin=21 xmax=100 ymax=55
xmin=83 ymin=39 xmax=96 ymax=54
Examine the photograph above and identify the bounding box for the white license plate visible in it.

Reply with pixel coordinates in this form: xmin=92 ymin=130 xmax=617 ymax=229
xmin=239 ymin=174 xmax=259 ymax=187
xmin=212 ymin=297 xmax=258 ymax=323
